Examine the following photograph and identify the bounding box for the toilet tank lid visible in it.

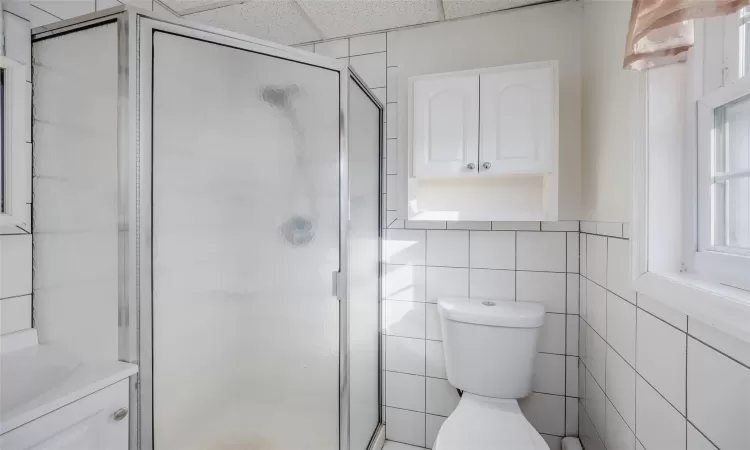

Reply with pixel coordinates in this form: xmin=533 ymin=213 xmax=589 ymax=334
xmin=437 ymin=298 xmax=545 ymax=328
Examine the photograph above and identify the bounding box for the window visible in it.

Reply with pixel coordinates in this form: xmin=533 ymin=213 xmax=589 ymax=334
xmin=693 ymin=11 xmax=750 ymax=292
xmin=0 ymin=56 xmax=28 ymax=230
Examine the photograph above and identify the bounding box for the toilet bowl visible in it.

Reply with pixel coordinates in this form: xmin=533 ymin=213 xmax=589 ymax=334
xmin=435 ymin=297 xmax=547 ymax=450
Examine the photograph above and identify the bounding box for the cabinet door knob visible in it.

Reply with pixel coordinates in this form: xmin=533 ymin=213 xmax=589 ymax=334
xmin=113 ymin=408 xmax=129 ymax=421
xmin=466 ymin=163 xmax=476 ymax=170
xmin=482 ymin=162 xmax=492 ymax=170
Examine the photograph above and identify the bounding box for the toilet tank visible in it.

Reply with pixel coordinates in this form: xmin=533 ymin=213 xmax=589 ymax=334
xmin=438 ymin=298 xmax=545 ymax=399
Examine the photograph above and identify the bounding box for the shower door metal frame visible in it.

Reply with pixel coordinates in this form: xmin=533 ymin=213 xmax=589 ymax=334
xmin=31 ymin=7 xmax=384 ymax=450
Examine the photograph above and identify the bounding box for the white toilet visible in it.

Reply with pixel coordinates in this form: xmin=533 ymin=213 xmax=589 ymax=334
xmin=434 ymin=297 xmax=548 ymax=450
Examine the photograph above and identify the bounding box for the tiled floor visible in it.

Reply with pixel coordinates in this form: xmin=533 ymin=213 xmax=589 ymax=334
xmin=383 ymin=441 xmax=426 ymax=450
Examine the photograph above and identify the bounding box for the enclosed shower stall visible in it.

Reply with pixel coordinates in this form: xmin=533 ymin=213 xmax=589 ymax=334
xmin=32 ymin=7 xmax=383 ymax=450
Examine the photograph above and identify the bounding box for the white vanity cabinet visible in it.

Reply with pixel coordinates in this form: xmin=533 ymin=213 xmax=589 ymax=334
xmin=0 ymin=380 xmax=130 ymax=450
xmin=410 ymin=61 xmax=556 ymax=178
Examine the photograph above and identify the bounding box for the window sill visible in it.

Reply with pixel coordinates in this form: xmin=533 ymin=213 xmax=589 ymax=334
xmin=635 ymin=271 xmax=750 ymax=344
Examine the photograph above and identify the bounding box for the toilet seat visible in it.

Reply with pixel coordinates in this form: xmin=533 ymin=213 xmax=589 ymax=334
xmin=434 ymin=393 xmax=549 ymax=450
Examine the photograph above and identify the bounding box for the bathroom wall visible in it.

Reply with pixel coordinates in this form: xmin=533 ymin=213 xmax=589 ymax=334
xmin=0 ymin=4 xmax=32 ymax=336
xmin=580 ymin=1 xmax=638 ymax=223
xmin=299 ymin=3 xmax=584 ymax=448
xmin=578 ymin=222 xmax=750 ymax=450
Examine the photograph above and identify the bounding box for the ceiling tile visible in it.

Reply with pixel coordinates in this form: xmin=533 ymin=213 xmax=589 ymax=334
xmin=442 ymin=0 xmax=549 ymax=20
xmin=183 ymin=1 xmax=322 ymax=45
xmin=31 ymin=1 xmax=95 ymax=19
xmin=297 ymin=0 xmax=441 ymax=39
xmin=159 ymin=0 xmax=232 ymax=13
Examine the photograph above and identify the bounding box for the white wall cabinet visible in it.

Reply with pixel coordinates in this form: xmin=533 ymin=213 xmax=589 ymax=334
xmin=0 ymin=380 xmax=129 ymax=450
xmin=407 ymin=61 xmax=559 ymax=222
xmin=412 ymin=74 xmax=479 ymax=177
xmin=479 ymin=65 xmax=555 ymax=175
xmin=411 ymin=61 xmax=556 ymax=178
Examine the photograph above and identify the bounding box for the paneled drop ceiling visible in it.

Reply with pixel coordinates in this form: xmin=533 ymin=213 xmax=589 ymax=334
xmin=160 ymin=0 xmax=555 ymax=45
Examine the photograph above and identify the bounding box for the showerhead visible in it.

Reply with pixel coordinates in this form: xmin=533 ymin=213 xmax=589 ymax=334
xmin=261 ymin=84 xmax=300 ymax=110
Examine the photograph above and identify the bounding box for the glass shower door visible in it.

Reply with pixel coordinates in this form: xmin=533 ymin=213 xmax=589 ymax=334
xmin=150 ymin=32 xmax=341 ymax=450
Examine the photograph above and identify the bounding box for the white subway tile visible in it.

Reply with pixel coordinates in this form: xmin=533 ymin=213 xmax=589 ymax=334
xmin=426 ymin=414 xmax=446 ymax=449
xmin=447 ymin=221 xmax=491 ymax=230
xmin=580 ymin=233 xmax=588 ymax=277
xmin=597 ymin=222 xmax=623 ymax=237
xmin=314 ymin=38 xmax=349 ymax=58
xmin=0 ymin=295 xmax=32 ymax=334
xmin=687 ymin=337 xmax=750 ymax=450
xmin=566 ymin=397 xmax=579 ymax=436
xmin=580 ymin=402 xmax=606 ymax=450
xmin=425 ymin=267 xmax=468 ymax=303
xmin=385 ymin=300 xmax=425 ymax=339
xmin=622 ymin=223 xmax=631 ymax=239
xmin=605 ymin=399 xmax=635 ymax=450
xmin=607 ymin=293 xmax=636 ymax=365
xmin=567 ymin=274 xmax=580 ymax=314
xmin=405 ymin=220 xmax=446 ymax=230
xmin=533 ymin=353 xmax=566 ymax=395
xmin=492 ymin=221 xmax=540 ymax=231
xmin=349 ymin=33 xmax=386 ymax=55
xmin=386 ymin=139 xmax=398 ymax=175
xmin=567 ymin=314 xmax=579 ymax=356
xmin=542 ymin=221 xmax=579 ymax=232
xmin=585 ymin=369 xmax=606 ymax=436
xmin=638 ymin=293 xmax=687 ymax=332
xmin=636 ymin=309 xmax=686 ymax=413
xmin=385 ymin=265 xmax=426 ymax=302
xmin=566 ymin=355 xmax=579 ymax=397
xmin=385 ymin=407 xmax=426 ymax=447
xmin=386 ymin=66 xmax=399 ymax=103
xmin=579 ymin=275 xmax=587 ymax=321
xmin=468 ymin=269 xmax=515 ymax=300
xmin=386 ymin=229 xmax=425 ymax=265
xmin=425 ymin=340 xmax=446 ymax=379
xmin=519 ymin=392 xmax=565 ymax=436
xmin=687 ymin=423 xmax=718 ymax=450
xmin=606 ymin=347 xmax=636 ymax=430
xmin=587 ymin=324 xmax=607 ymax=390
xmin=517 ymin=232 xmax=566 ymax=272
xmin=586 ymin=234 xmax=608 ymax=287
xmin=606 ymin=237 xmax=634 ymax=303
xmin=425 ymin=303 xmax=442 ymax=341
xmin=386 ymin=371 xmax=425 ymax=412
xmin=386 ymin=336 xmax=425 ymax=376
xmin=370 ymin=87 xmax=386 ymax=105
xmin=635 ymin=375 xmax=686 ymax=450
xmin=586 ymin=280 xmax=607 ymax=339
xmin=538 ymin=313 xmax=566 ymax=355
xmin=567 ymin=232 xmax=580 ymax=273
xmin=426 ymin=230 xmax=468 ymax=267
xmin=426 ymin=377 xmax=460 ymax=416
xmin=579 ymin=360 xmax=586 ymax=402
xmin=387 ymin=103 xmax=398 ymax=138
xmin=580 ymin=221 xmax=598 ymax=234
xmin=0 ymin=234 xmax=32 ymax=299
xmin=469 ymin=231 xmax=515 ymax=270
xmin=687 ymin=317 xmax=750 ymax=367
xmin=516 ymin=271 xmax=566 ymax=313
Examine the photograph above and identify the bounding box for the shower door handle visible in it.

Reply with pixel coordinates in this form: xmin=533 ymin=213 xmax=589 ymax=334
xmin=332 ymin=271 xmax=343 ymax=299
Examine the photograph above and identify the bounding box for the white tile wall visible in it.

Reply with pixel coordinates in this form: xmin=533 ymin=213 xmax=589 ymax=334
xmin=579 ymin=224 xmax=750 ymax=450
xmin=0 ymin=8 xmax=33 ymax=337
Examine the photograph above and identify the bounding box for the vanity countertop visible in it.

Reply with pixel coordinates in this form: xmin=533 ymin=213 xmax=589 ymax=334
xmin=0 ymin=329 xmax=138 ymax=434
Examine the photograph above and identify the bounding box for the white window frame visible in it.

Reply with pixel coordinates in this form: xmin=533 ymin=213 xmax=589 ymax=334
xmin=632 ymin=16 xmax=750 ymax=345
xmin=0 ymin=55 xmax=28 ymax=230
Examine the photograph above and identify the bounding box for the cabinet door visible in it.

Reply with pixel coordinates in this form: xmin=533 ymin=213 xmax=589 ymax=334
xmin=412 ymin=75 xmax=479 ymax=177
xmin=479 ymin=64 xmax=555 ymax=175
xmin=0 ymin=380 xmax=129 ymax=450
